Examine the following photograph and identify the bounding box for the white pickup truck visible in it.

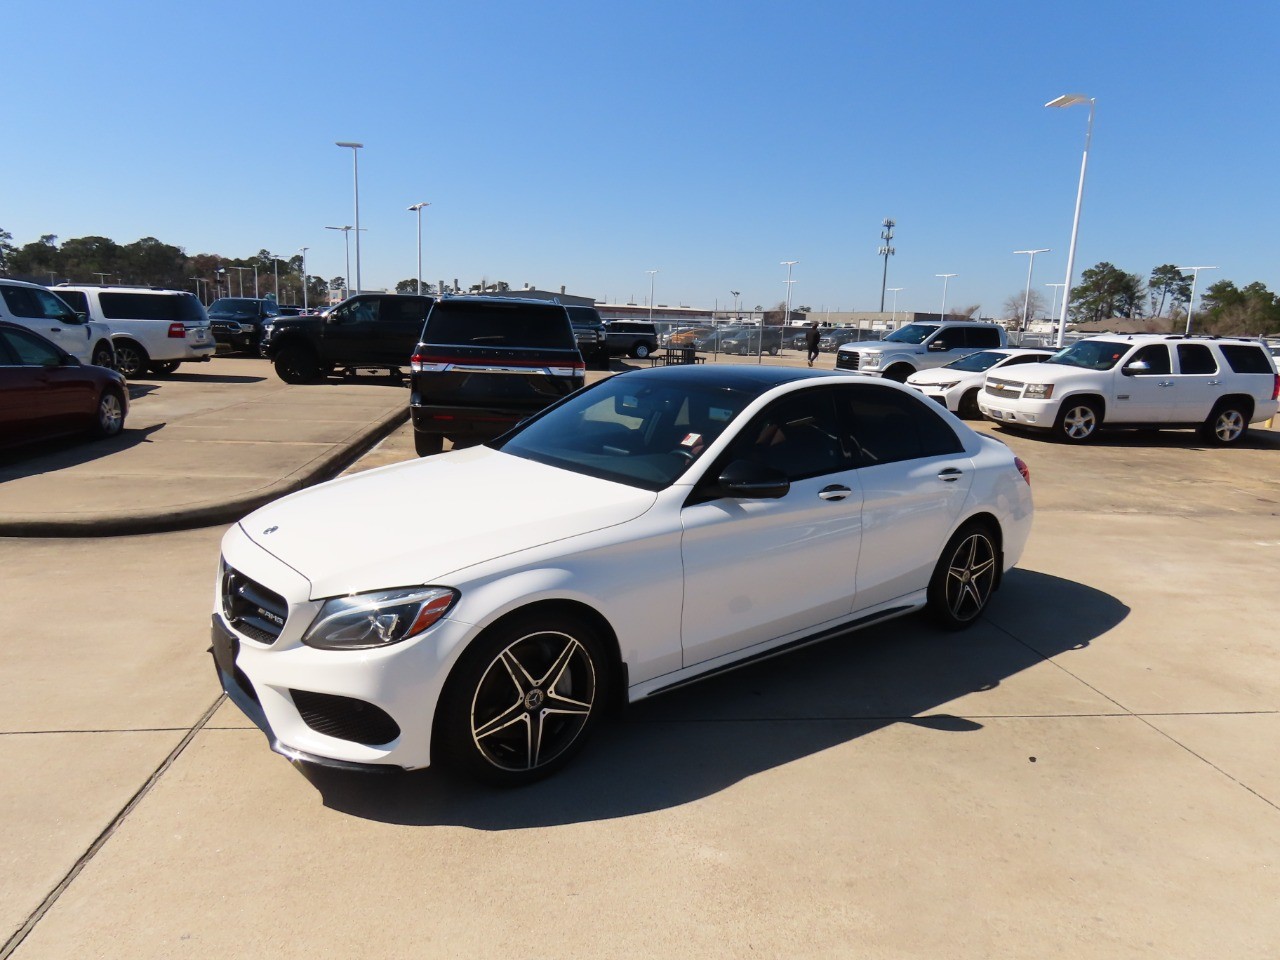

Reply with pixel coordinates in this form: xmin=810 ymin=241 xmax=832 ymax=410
xmin=835 ymin=320 xmax=1007 ymax=382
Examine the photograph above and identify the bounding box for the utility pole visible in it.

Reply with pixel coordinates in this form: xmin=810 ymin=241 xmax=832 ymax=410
xmin=878 ymin=218 xmax=896 ymax=312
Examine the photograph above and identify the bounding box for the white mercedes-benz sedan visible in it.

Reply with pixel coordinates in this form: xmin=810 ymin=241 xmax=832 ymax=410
xmin=212 ymin=365 xmax=1034 ymax=785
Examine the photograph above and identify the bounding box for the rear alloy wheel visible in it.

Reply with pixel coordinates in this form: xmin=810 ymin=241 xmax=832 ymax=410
xmin=91 ymin=342 xmax=115 ymax=370
xmin=93 ymin=389 xmax=125 ymax=438
xmin=1056 ymin=400 xmax=1101 ymax=442
xmin=437 ymin=615 xmax=608 ymax=786
xmin=414 ymin=431 xmax=445 ymax=457
xmin=632 ymin=342 xmax=651 ymax=359
xmin=1201 ymin=402 xmax=1249 ymax=445
xmin=113 ymin=340 xmax=149 ymax=379
xmin=149 ymin=360 xmax=181 ymax=375
xmin=273 ymin=347 xmax=322 ymax=384
xmin=927 ymin=522 xmax=999 ymax=630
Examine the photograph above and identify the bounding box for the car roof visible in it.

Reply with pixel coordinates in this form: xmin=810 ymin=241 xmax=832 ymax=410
xmin=614 ymin=363 xmax=852 ymax=397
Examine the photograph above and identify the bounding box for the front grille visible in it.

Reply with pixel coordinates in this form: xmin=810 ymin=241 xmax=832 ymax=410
xmin=835 ymin=351 xmax=860 ymax=370
xmin=985 ymin=377 xmax=1023 ymax=398
xmin=222 ymin=565 xmax=289 ymax=644
xmin=290 ymin=690 xmax=401 ymax=746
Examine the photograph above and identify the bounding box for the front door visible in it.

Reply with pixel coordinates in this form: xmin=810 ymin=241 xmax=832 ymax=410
xmin=1114 ymin=344 xmax=1176 ymax=423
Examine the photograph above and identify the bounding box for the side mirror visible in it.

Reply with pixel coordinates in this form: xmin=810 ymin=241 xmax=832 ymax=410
xmin=718 ymin=460 xmax=790 ymax=500
xmin=927 ymin=340 xmax=949 ymax=351
xmin=1122 ymin=360 xmax=1150 ymax=376
xmin=74 ymin=312 xmax=89 ymax=323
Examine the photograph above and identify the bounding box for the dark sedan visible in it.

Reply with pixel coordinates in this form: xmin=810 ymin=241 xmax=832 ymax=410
xmin=0 ymin=321 xmax=128 ymax=449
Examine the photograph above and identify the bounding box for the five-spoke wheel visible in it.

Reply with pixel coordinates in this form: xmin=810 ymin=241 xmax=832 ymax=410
xmin=1056 ymin=400 xmax=1100 ymax=442
xmin=928 ymin=523 xmax=999 ymax=630
xmin=1201 ymin=402 xmax=1248 ymax=445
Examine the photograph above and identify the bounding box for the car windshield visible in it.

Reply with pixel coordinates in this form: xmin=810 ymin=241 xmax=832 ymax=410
xmin=493 ymin=374 xmax=754 ymax=491
xmin=883 ymin=323 xmax=938 ymax=345
xmin=944 ymin=351 xmax=1007 ymax=373
xmin=1045 ymin=340 xmax=1129 ymax=370
xmin=209 ymin=299 xmax=260 ymax=317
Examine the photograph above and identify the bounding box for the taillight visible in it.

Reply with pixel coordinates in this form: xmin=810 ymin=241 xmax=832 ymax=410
xmin=168 ymin=323 xmax=185 ymax=338
xmin=549 ymin=362 xmax=586 ymax=377
xmin=410 ymin=353 xmax=449 ymax=373
xmin=1014 ymin=457 xmax=1031 ymax=485
xmin=1272 ymin=374 xmax=1279 ymax=401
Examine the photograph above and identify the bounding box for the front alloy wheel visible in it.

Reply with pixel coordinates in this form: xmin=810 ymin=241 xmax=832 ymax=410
xmin=1057 ymin=401 xmax=1100 ymax=442
xmin=94 ymin=390 xmax=125 ymax=438
xmin=928 ymin=523 xmax=998 ymax=630
xmin=439 ymin=616 xmax=606 ymax=785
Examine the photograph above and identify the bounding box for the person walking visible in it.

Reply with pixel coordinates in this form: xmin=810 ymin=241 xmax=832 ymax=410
xmin=805 ymin=321 xmax=821 ymax=367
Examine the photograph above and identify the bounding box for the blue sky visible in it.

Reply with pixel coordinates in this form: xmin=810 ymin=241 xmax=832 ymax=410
xmin=6 ymin=0 xmax=1277 ymax=316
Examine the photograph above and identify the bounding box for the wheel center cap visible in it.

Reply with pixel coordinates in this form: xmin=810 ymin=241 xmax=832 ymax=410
xmin=524 ymin=689 xmax=545 ymax=711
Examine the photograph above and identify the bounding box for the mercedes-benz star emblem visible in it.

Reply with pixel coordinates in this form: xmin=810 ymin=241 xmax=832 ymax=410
xmin=263 ymin=526 xmax=278 ymax=535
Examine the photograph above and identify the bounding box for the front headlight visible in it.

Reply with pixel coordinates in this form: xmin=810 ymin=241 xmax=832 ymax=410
xmin=862 ymin=353 xmax=881 ymax=368
xmin=302 ymin=587 xmax=458 ymax=650
xmin=932 ymin=381 xmax=959 ymax=390
xmin=1024 ymin=383 xmax=1054 ymax=399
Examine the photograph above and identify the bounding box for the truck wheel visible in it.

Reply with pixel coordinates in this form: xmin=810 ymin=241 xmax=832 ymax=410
xmin=1056 ymin=399 xmax=1101 ymax=443
xmin=631 ymin=342 xmax=651 ymax=359
xmin=414 ymin=432 xmax=445 ymax=457
xmin=882 ymin=364 xmax=913 ymax=383
xmin=274 ymin=347 xmax=322 ymax=384
xmin=113 ymin=340 xmax=149 ymax=379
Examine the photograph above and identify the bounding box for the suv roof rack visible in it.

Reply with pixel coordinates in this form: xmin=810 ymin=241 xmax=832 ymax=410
xmin=54 ymin=282 xmax=174 ymax=291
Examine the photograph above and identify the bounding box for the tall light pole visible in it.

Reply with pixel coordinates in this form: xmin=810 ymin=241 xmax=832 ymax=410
xmin=730 ymin=290 xmax=740 ymax=322
xmin=299 ymin=247 xmax=309 ymax=312
xmin=1177 ymin=265 xmax=1218 ymax=335
xmin=230 ymin=265 xmax=251 ymax=297
xmin=270 ymin=254 xmax=283 ymax=303
xmin=936 ymin=273 xmax=957 ymax=322
xmin=1046 ymin=93 xmax=1096 ymax=348
xmin=188 ymin=277 xmax=205 ymax=304
xmin=335 ymin=141 xmax=364 ymax=294
xmin=408 ymin=202 xmax=430 ymax=295
xmin=252 ymin=262 xmax=259 ymax=298
xmin=325 ymin=226 xmax=354 ymax=298
xmin=1045 ymin=283 xmax=1066 ymax=328
xmin=887 ymin=287 xmax=903 ymax=327
xmin=646 ymin=270 xmax=658 ymax=323
xmin=1014 ymin=248 xmax=1051 ymax=335
xmin=779 ymin=260 xmax=799 ymax=365
xmin=878 ymin=218 xmax=896 ymax=311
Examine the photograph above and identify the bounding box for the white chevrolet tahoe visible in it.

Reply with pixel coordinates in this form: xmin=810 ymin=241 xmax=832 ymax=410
xmin=835 ymin=320 xmax=1007 ymax=381
xmin=979 ymin=334 xmax=1280 ymax=445
xmin=52 ymin=284 xmax=215 ymax=378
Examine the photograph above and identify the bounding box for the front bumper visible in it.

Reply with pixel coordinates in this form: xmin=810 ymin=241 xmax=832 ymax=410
xmin=977 ymin=393 xmax=1056 ymax=429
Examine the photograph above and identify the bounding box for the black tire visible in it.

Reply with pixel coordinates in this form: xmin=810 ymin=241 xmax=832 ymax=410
xmin=631 ymin=342 xmax=651 ymax=359
xmin=414 ymin=431 xmax=445 ymax=457
xmin=149 ymin=360 xmax=181 ymax=375
xmin=1055 ymin=398 xmax=1101 ymax=443
xmin=90 ymin=341 xmax=115 ymax=370
xmin=958 ymin=389 xmax=982 ymax=420
xmin=1201 ymin=401 xmax=1250 ymax=445
xmin=769 ymin=346 xmax=780 ymax=356
xmin=113 ymin=340 xmax=149 ymax=379
xmin=92 ymin=388 xmax=126 ymax=438
xmin=927 ymin=521 xmax=1000 ymax=630
xmin=273 ymin=347 xmax=322 ymax=384
xmin=435 ymin=612 xmax=609 ymax=786
xmin=882 ymin=364 xmax=913 ymax=383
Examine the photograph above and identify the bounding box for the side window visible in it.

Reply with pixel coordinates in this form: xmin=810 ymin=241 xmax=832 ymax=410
xmin=0 ymin=331 xmax=16 ymax=364
xmin=721 ymin=389 xmax=847 ymax=481
xmin=1129 ymin=344 xmax=1171 ymax=375
xmin=966 ymin=327 xmax=1003 ymax=348
xmin=3 ymin=327 xmax=63 ymax=365
xmin=929 ymin=329 xmax=954 ymax=350
xmin=384 ymin=298 xmax=427 ymax=324
xmin=342 ymin=298 xmax=379 ymax=324
xmin=1004 ymin=354 xmax=1042 ymax=366
xmin=1 ymin=286 xmax=68 ymax=320
xmin=1219 ymin=344 xmax=1272 ymax=374
xmin=54 ymin=290 xmax=90 ymax=314
xmin=1176 ymin=344 xmax=1218 ymax=375
xmin=837 ymin=385 xmax=965 ymax=466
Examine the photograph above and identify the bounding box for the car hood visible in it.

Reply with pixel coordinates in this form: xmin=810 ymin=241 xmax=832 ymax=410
xmin=239 ymin=446 xmax=658 ymax=598
xmin=907 ymin=367 xmax=974 ymax=385
xmin=988 ymin=361 xmax=1089 ymax=383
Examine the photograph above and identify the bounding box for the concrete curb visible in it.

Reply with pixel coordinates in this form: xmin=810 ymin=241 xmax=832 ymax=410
xmin=0 ymin=407 xmax=409 ymax=539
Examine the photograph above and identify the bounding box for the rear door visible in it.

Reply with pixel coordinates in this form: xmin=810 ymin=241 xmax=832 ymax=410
xmin=371 ymin=296 xmax=432 ymax=365
xmin=1173 ymin=343 xmax=1222 ymax=422
xmin=322 ymin=296 xmax=383 ymax=364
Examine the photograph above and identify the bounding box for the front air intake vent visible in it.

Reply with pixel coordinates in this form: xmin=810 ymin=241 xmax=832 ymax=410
xmin=290 ymin=691 xmax=401 ymax=746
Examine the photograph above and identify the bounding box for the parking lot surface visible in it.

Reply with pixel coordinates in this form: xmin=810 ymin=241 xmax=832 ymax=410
xmin=2 ymin=353 xmax=1278 ymax=958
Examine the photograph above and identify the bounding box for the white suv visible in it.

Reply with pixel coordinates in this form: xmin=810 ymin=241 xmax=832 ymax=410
xmin=979 ymin=334 xmax=1280 ymax=445
xmin=52 ymin=285 xmax=215 ymax=378
xmin=0 ymin=279 xmax=115 ymax=367
xmin=835 ymin=320 xmax=1007 ymax=381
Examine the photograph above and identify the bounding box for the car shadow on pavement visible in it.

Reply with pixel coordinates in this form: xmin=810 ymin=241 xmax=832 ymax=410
xmin=990 ymin=424 xmax=1280 ymax=450
xmin=142 ymin=372 xmax=268 ymax=384
xmin=302 ymin=568 xmax=1127 ymax=827
xmin=0 ymin=423 xmax=164 ymax=481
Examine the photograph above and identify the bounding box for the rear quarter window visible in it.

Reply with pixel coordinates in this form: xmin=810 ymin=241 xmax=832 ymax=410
xmin=1219 ymin=344 xmax=1273 ymax=374
xmin=101 ymin=292 xmax=205 ymax=323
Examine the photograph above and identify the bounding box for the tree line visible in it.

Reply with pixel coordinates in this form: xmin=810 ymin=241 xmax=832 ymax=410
xmin=0 ymin=229 xmax=334 ymax=306
xmin=1003 ymin=262 xmax=1278 ymax=336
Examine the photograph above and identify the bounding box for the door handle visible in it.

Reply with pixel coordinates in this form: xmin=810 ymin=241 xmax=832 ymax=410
xmin=1207 ymin=380 xmax=1221 ymax=385
xmin=818 ymin=485 xmax=851 ymax=501
xmin=50 ymin=327 xmax=62 ymax=333
xmin=1158 ymin=381 xmax=1174 ymax=387
xmin=937 ymin=467 xmax=964 ymax=482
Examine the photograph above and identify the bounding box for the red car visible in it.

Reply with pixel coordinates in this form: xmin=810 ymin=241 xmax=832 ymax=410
xmin=0 ymin=320 xmax=128 ymax=449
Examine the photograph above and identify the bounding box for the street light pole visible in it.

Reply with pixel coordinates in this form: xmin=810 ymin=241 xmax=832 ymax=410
xmin=270 ymin=255 xmax=281 ymax=303
xmin=936 ymin=273 xmax=957 ymax=322
xmin=646 ymin=270 xmax=658 ymax=323
xmin=299 ymin=247 xmax=309 ymax=312
xmin=335 ymin=142 xmax=364 ymax=294
xmin=780 ymin=260 xmax=799 ymax=365
xmin=230 ymin=266 xmax=251 ymax=297
xmin=887 ymin=287 xmax=903 ymax=327
xmin=408 ymin=202 xmax=430 ymax=295
xmin=730 ymin=290 xmax=740 ymax=322
xmin=1046 ymin=93 xmax=1096 ymax=348
xmin=188 ymin=277 xmax=204 ymax=304
xmin=1014 ymin=248 xmax=1051 ymax=336
xmin=252 ymin=263 xmax=259 ymax=298
xmin=1176 ymin=265 xmax=1218 ymax=335
xmin=324 ymin=226 xmax=354 ymax=299
xmin=1045 ymin=283 xmax=1066 ymax=327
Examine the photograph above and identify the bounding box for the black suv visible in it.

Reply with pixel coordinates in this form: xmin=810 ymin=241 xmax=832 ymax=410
xmin=603 ymin=320 xmax=660 ymax=359
xmin=409 ymin=297 xmax=586 ymax=456
xmin=208 ymin=298 xmax=279 ymax=353
xmin=566 ymin=305 xmax=610 ymax=369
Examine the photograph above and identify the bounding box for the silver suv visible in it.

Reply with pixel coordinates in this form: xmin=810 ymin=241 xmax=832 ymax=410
xmin=979 ymin=334 xmax=1280 ymax=445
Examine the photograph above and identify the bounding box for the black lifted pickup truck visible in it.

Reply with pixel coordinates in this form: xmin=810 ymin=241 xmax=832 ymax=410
xmin=260 ymin=293 xmax=433 ymax=383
